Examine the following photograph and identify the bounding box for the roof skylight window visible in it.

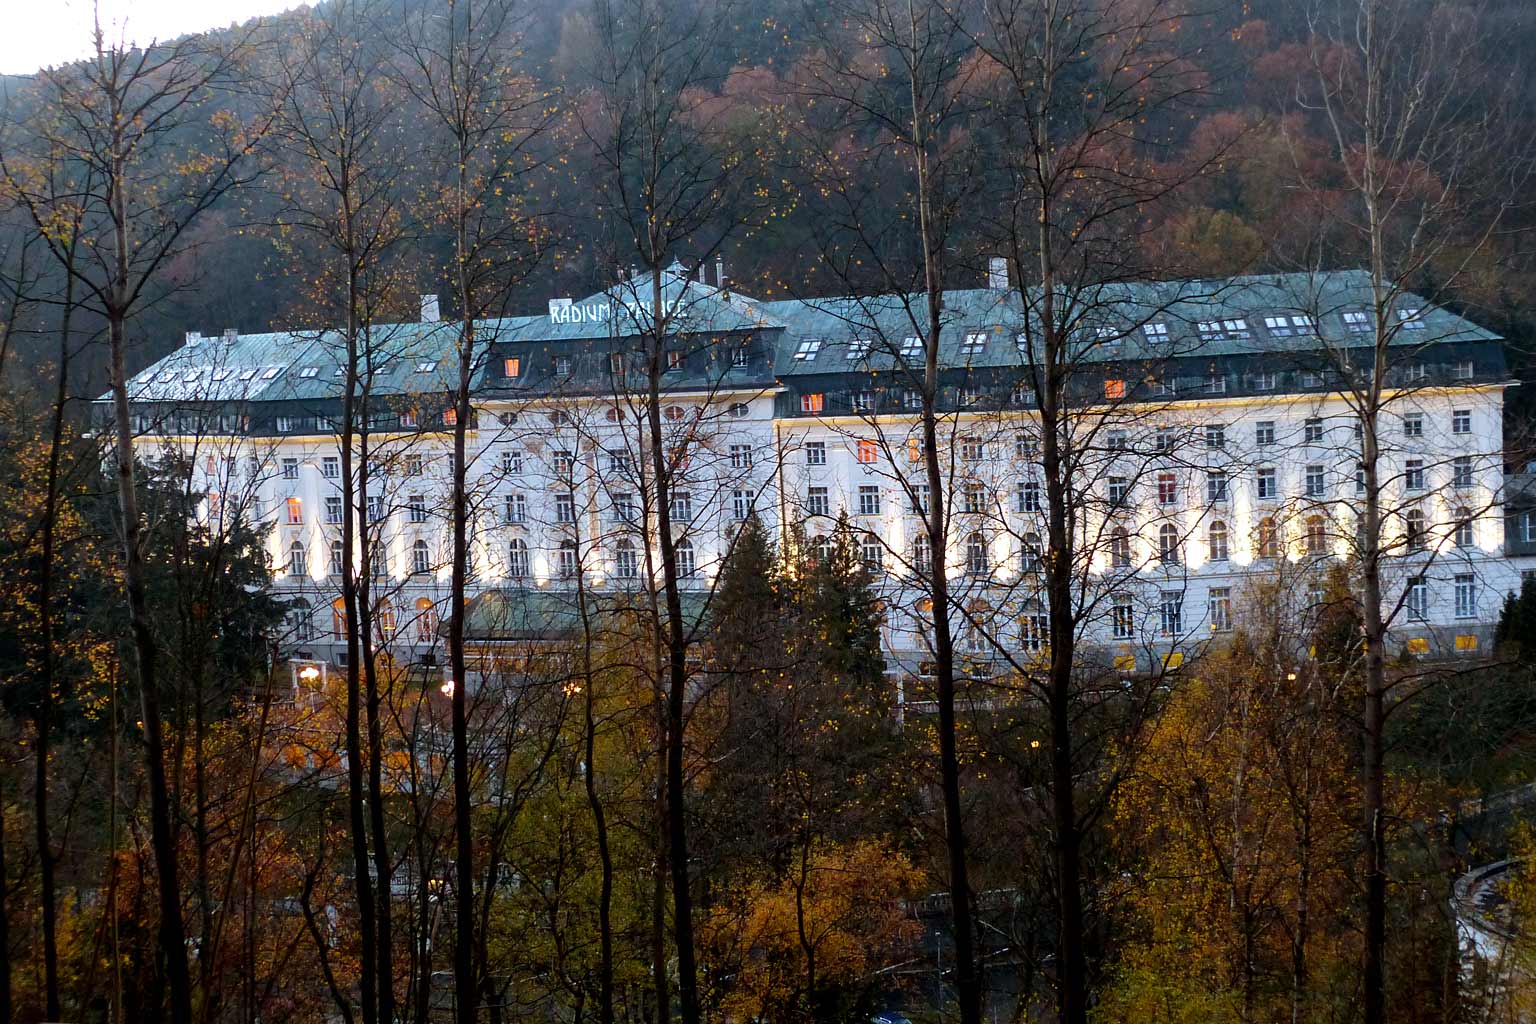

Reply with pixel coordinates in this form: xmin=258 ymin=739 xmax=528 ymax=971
xmin=1143 ymin=322 xmax=1170 ymax=341
xmin=960 ymin=332 xmax=987 ymax=356
xmin=239 ymin=369 xmax=258 ymax=381
xmin=157 ymin=371 xmax=176 ymax=383
xmin=793 ymin=339 xmax=823 ymax=361
xmin=1398 ymin=308 xmax=1427 ymax=329
xmin=182 ymin=370 xmax=200 ymax=382
xmin=212 ymin=369 xmax=231 ymax=382
xmin=900 ymin=336 xmax=924 ymax=358
xmin=299 ymin=366 xmax=319 ymax=378
xmin=262 ymin=366 xmax=281 ymax=379
xmin=416 ymin=360 xmax=437 ymax=373
xmin=846 ymin=337 xmax=871 ymax=360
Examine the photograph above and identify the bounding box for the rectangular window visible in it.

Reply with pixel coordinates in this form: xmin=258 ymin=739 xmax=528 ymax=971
xmin=1342 ymin=310 xmax=1371 ymax=333
xmin=286 ymin=497 xmax=303 ymax=525
xmin=1304 ymin=464 xmax=1325 ymax=497
xmin=1152 ymin=377 xmax=1177 ymax=397
xmin=665 ymin=349 xmax=683 ymax=370
xmin=1160 ymin=591 xmax=1183 ymax=636
xmin=1405 ymin=459 xmax=1425 ymax=491
xmin=556 ymin=493 xmax=575 ymax=524
xmin=405 ymin=454 xmax=424 ymax=477
xmin=609 ymin=493 xmax=635 ymax=523
xmin=793 ymin=339 xmax=823 ymax=361
xmin=1455 ymin=574 xmax=1477 ymax=619
xmin=1403 ymin=413 xmax=1423 ymax=438
xmin=1108 ymin=477 xmax=1129 ymax=506
xmin=960 ymin=438 xmax=985 ymax=462
xmin=1018 ymin=480 xmax=1041 ymax=513
xmin=900 ymin=336 xmax=924 ymax=358
xmin=903 ymin=389 xmax=924 ymax=411
xmin=503 ymin=357 xmax=521 ymax=378
xmin=1106 ymin=430 xmax=1127 ymax=450
xmin=1158 ymin=473 xmax=1178 ymax=506
xmin=1407 ymin=576 xmax=1428 ymax=619
xmin=500 ymin=450 xmax=522 ymax=476
xmin=325 ymin=496 xmax=343 ymax=525
xmin=960 ymin=332 xmax=987 ymax=356
xmin=1112 ymin=598 xmax=1135 ymax=640
xmin=1453 ymin=409 xmax=1471 ymax=434
xmin=962 ymin=483 xmax=986 ymax=515
xmin=502 ymin=493 xmax=525 ymax=524
xmin=366 ymin=496 xmax=385 ymax=523
xmin=1253 ymin=371 xmax=1277 ymax=391
xmin=806 ymin=487 xmax=829 ymax=517
xmin=858 ymin=485 xmax=882 ymax=516
xmin=910 ymin=484 xmax=931 ymax=515
xmin=1208 ymin=588 xmax=1232 ymax=633
xmin=553 ymin=450 xmax=573 ymax=476
xmin=606 ymin=450 xmax=630 ymax=474
xmin=1204 ymin=374 xmax=1227 ymax=395
xmin=856 ymin=439 xmax=879 ymax=464
xmin=408 ymin=494 xmax=426 ymax=523
xmin=323 ymin=456 xmax=339 ymax=479
xmin=670 ymin=492 xmax=693 ymax=522
xmin=554 ymin=356 xmax=572 ymax=375
xmin=1104 ymin=378 xmax=1126 ymax=400
xmin=1454 ymin=360 xmax=1475 ymax=381
xmin=805 ymin=442 xmax=826 ymax=466
xmin=1143 ymin=322 xmax=1169 ymax=342
xmin=1399 ymin=307 xmax=1427 ymax=330
xmin=732 ymin=490 xmax=753 ymax=521
xmin=1257 ymin=467 xmax=1277 ymax=500
xmin=1304 ymin=418 xmax=1323 ymax=444
xmin=1255 ymin=421 xmax=1275 ymax=447
xmin=1455 ymin=516 xmax=1474 ymax=548
xmin=282 ymin=457 xmax=299 ymax=480
xmin=1301 ymin=370 xmax=1323 ymax=388
xmin=851 ymin=390 xmax=875 ymax=412
xmin=1155 ymin=427 xmax=1177 ymax=452
xmin=1207 ymin=471 xmax=1229 ymax=503
xmin=1453 ymin=456 xmax=1473 ymax=489
xmin=729 ymin=444 xmax=753 ymax=470
xmin=1205 ymin=424 xmax=1226 ymax=450
xmin=801 ymin=393 xmax=825 ymax=414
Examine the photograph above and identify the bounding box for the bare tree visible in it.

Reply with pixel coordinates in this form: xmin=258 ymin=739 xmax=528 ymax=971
xmin=1291 ymin=2 xmax=1534 ymax=1017
xmin=0 ymin=21 xmax=272 ymax=1022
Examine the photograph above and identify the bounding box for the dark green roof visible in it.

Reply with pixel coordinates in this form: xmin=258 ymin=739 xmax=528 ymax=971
xmin=460 ymin=586 xmax=712 ymax=643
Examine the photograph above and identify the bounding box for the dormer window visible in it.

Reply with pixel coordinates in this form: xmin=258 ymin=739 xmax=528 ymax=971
xmin=299 ymin=366 xmax=319 ymax=378
xmin=900 ymin=336 xmax=924 ymax=358
xmin=415 ymin=360 xmax=437 ymax=373
xmin=1143 ymin=322 xmax=1170 ymax=342
xmin=793 ymin=339 xmax=823 ymax=361
xmin=960 ymin=332 xmax=987 ymax=356
xmin=1197 ymin=319 xmax=1249 ymax=342
xmin=554 ymin=356 xmax=572 ymax=375
xmin=504 ymin=357 xmax=521 ymax=378
xmin=156 ymin=371 xmax=176 ymax=384
xmin=665 ymin=349 xmax=684 ymax=370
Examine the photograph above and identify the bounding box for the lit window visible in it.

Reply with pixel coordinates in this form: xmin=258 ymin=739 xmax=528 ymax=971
xmin=504 ymin=357 xmax=521 ymax=378
xmin=442 ymin=408 xmax=457 ymax=426
xmin=286 ymin=497 xmax=304 ymax=525
xmin=1455 ymin=633 xmax=1479 ymax=652
xmin=415 ymin=598 xmax=439 ymax=642
xmin=856 ymin=439 xmax=879 ymax=464
xmin=665 ymin=349 xmax=683 ymax=370
xmin=1157 ymin=473 xmax=1177 ymax=505
xmin=1104 ymin=378 xmax=1126 ymax=400
xmin=801 ymin=393 xmax=825 ymax=414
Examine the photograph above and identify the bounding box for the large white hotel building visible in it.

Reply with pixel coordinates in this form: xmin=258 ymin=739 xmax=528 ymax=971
xmin=106 ymin=265 xmax=1533 ymax=680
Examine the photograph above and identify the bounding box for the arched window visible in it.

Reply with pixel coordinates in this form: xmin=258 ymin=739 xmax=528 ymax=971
xmin=675 ymin=539 xmax=696 ymax=578
xmin=615 ymin=539 xmax=638 ymax=580
xmin=965 ymin=532 xmax=989 ymax=575
xmin=331 ymin=598 xmax=348 ymax=638
xmin=1405 ymin=508 xmax=1427 ymax=551
xmin=285 ymin=598 xmax=313 ymax=642
xmin=1110 ymin=526 xmax=1131 ymax=568
xmin=911 ymin=533 xmax=931 ymax=573
xmin=1158 ymin=523 xmax=1181 ymax=565
xmin=1304 ymin=516 xmax=1329 ymax=556
xmin=288 ymin=540 xmax=307 ymax=576
xmin=507 ymin=538 xmax=529 ymax=579
xmin=1207 ymin=521 xmax=1229 ymax=562
xmin=1021 ymin=533 xmax=1042 ymax=573
xmin=558 ymin=540 xmax=579 ymax=578
xmin=1256 ymin=517 xmax=1279 ymax=560
xmin=860 ymin=533 xmax=883 ymax=571
xmin=412 ymin=539 xmax=431 ymax=575
xmin=415 ymin=597 xmax=438 ymax=642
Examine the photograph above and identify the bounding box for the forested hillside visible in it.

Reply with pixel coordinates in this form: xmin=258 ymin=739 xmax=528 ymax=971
xmin=0 ymin=1 xmax=1535 ymax=1024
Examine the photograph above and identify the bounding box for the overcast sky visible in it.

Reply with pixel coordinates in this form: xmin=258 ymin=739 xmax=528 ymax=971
xmin=3 ymin=0 xmax=308 ymax=76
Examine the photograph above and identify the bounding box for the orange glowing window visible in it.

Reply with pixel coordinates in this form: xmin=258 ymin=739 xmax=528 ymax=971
xmin=1104 ymin=379 xmax=1126 ymax=400
xmin=801 ymin=393 xmax=825 ymax=414
xmin=504 ymin=357 xmax=521 ymax=378
xmin=856 ymin=439 xmax=878 ymax=464
xmin=1455 ymin=634 xmax=1478 ymax=652
xmin=442 ymin=408 xmax=458 ymax=426
xmin=286 ymin=497 xmax=303 ymax=525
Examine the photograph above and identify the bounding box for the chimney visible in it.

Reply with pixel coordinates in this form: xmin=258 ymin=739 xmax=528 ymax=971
xmin=988 ymin=257 xmax=1008 ymax=290
xmin=715 ymin=255 xmax=726 ymax=290
xmin=185 ymin=330 xmax=204 ymax=347
xmin=697 ymin=263 xmax=706 ymax=283
xmin=420 ymin=294 xmax=440 ymax=322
